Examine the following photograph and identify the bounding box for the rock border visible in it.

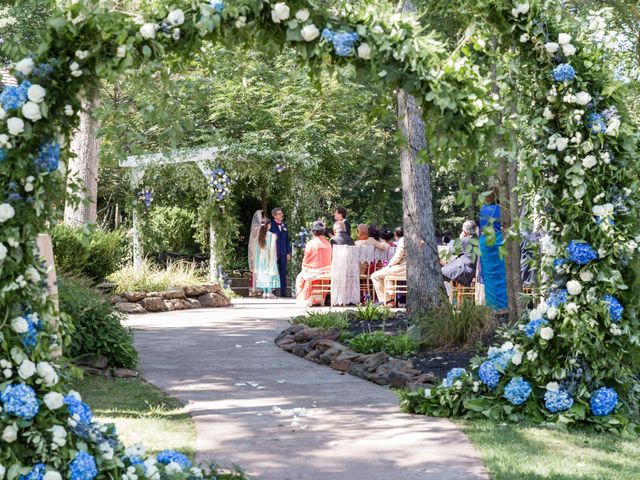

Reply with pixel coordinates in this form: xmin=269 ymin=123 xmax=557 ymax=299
xmin=112 ymin=283 xmax=230 ymax=314
xmin=275 ymin=325 xmax=435 ymax=390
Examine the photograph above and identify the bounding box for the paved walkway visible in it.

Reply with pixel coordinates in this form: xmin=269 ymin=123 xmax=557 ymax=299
xmin=126 ymin=298 xmax=488 ymax=480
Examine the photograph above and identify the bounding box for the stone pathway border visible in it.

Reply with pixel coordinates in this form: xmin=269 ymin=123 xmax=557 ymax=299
xmin=126 ymin=298 xmax=489 ymax=480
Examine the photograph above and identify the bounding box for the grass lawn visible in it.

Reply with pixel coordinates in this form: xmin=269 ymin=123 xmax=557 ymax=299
xmin=70 ymin=375 xmax=196 ymax=459
xmin=459 ymin=419 xmax=640 ymax=479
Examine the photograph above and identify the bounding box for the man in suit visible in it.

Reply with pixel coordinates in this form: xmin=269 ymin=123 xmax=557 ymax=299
xmin=371 ymin=227 xmax=406 ymax=306
xmin=270 ymin=207 xmax=291 ymax=297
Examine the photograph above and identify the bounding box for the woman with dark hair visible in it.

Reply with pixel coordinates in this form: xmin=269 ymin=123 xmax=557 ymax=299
xmin=296 ymin=221 xmax=333 ymax=306
xmin=478 ymin=192 xmax=508 ymax=310
xmin=254 ymin=216 xmax=280 ymax=299
xmin=331 ymin=208 xmax=355 ymax=246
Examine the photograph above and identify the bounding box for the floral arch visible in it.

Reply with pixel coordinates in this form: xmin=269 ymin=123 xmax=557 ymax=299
xmin=0 ymin=0 xmax=638 ymax=479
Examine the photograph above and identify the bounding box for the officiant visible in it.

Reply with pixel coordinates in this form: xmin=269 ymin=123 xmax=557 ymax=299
xmin=270 ymin=207 xmax=292 ymax=297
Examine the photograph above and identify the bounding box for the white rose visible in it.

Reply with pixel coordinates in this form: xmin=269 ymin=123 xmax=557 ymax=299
xmin=357 ymin=43 xmax=372 ymax=60
xmin=140 ymin=23 xmax=156 ymax=39
xmin=273 ymin=2 xmax=290 ymax=21
xmin=566 ymin=302 xmax=579 ymax=314
xmin=7 ymin=117 xmax=25 ymax=136
xmin=2 ymin=424 xmax=17 ymax=443
xmin=555 ymin=137 xmax=569 ymax=151
xmin=566 ymin=280 xmax=582 ymax=296
xmin=11 ymin=316 xmax=28 ymax=334
xmin=563 ymin=44 xmax=577 ymax=56
xmin=15 ymin=58 xmax=34 ymax=76
xmin=18 ymin=359 xmax=36 ymax=379
xmin=501 ymin=341 xmax=514 ymax=351
xmin=44 ymin=472 xmax=61 ymax=480
xmin=27 ymin=85 xmax=46 ymax=103
xmin=0 ymin=242 xmax=6 ymax=262
xmin=511 ymin=351 xmax=523 ymax=365
xmin=543 ymin=107 xmax=555 ymax=120
xmin=606 ymin=118 xmax=621 ymax=136
xmin=117 ymin=46 xmax=127 ymax=58
xmin=546 ymin=381 xmax=560 ymax=391
xmin=582 ymin=155 xmax=597 ymax=169
xmin=547 ymin=306 xmax=558 ymax=319
xmin=37 ymin=361 xmax=59 ymax=386
xmin=300 ymin=24 xmax=320 ymax=42
xmin=235 ymin=16 xmax=247 ymax=28
xmin=545 ymin=42 xmax=559 ymax=53
xmin=540 ymin=326 xmax=554 ymax=340
xmin=575 ymin=92 xmax=591 ymax=106
xmin=537 ymin=301 xmax=549 ymax=315
xmin=99 ymin=442 xmax=115 ymax=460
xmin=0 ymin=463 xmax=5 ymax=480
xmin=44 ymin=392 xmax=64 ymax=410
xmin=75 ymin=50 xmax=89 ymax=60
xmin=24 ymin=183 xmax=34 ymax=193
xmin=0 ymin=107 xmax=5 ymax=120
xmin=526 ymin=350 xmax=538 ymax=361
xmin=574 ymin=185 xmax=586 ymax=199
xmin=579 ymin=270 xmax=594 ymax=282
xmin=165 ymin=462 xmax=182 ymax=475
xmin=22 ymin=102 xmax=42 ymax=122
xmin=558 ymin=33 xmax=571 ymax=45
xmin=529 ymin=309 xmax=542 ymax=322
xmin=592 ymin=205 xmax=605 ymax=216
xmin=25 ymin=266 xmax=40 ymax=283
xmin=295 ymin=9 xmax=310 ymax=22
xmin=520 ymin=33 xmax=529 ymax=43
xmin=167 ymin=9 xmax=185 ymax=26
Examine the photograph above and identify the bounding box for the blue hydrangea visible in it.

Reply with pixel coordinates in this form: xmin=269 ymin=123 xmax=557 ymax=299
xmin=0 ymin=80 xmax=30 ymax=111
xmin=34 ymin=141 xmax=61 ymax=173
xmin=21 ymin=319 xmax=38 ymax=349
xmin=553 ymin=258 xmax=566 ymax=269
xmin=546 ymin=288 xmax=568 ymax=307
xmin=544 ymin=389 xmax=574 ymax=412
xmin=553 ymin=63 xmax=575 ymax=82
xmin=590 ymin=387 xmax=618 ymax=416
xmin=487 ymin=347 xmax=514 ymax=369
xmin=210 ymin=0 xmax=224 ymax=13
xmin=587 ymin=112 xmax=606 ymax=134
xmin=321 ymin=28 xmax=359 ymax=56
xmin=566 ymin=241 xmax=598 ymax=265
xmin=32 ymin=63 xmax=53 ymax=79
xmin=525 ymin=317 xmax=548 ymax=338
xmin=69 ymin=451 xmax=98 ymax=480
xmin=478 ymin=360 xmax=501 ymax=389
xmin=0 ymin=149 xmax=6 ymax=162
xmin=65 ymin=394 xmax=93 ymax=424
xmin=503 ymin=377 xmax=532 ymax=405
xmin=443 ymin=367 xmax=466 ymax=387
xmin=603 ymin=294 xmax=623 ymax=322
xmin=19 ymin=464 xmax=45 ymax=480
xmin=157 ymin=450 xmax=192 ymax=469
xmin=1 ymin=383 xmax=40 ymax=419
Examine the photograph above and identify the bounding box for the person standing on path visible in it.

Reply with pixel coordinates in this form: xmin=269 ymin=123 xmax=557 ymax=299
xmin=270 ymin=207 xmax=291 ymax=297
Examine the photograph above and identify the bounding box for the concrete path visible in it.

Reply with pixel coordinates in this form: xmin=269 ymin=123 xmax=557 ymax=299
xmin=126 ymin=298 xmax=488 ymax=480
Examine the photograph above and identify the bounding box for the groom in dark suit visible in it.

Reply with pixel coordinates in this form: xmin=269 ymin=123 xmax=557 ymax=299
xmin=270 ymin=207 xmax=291 ymax=297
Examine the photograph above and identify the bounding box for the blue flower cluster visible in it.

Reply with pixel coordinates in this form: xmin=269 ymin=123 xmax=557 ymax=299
xmin=0 ymin=149 xmax=6 ymax=162
xmin=138 ymin=187 xmax=154 ymax=209
xmin=0 ymin=80 xmax=30 ymax=111
xmin=603 ymin=294 xmax=623 ymax=322
xmin=443 ymin=367 xmax=466 ymax=387
xmin=209 ymin=167 xmax=231 ymax=202
xmin=478 ymin=360 xmax=501 ymax=389
xmin=32 ymin=63 xmax=53 ymax=79
xmin=544 ymin=389 xmax=574 ymax=413
xmin=293 ymin=227 xmax=308 ymax=249
xmin=487 ymin=347 xmax=514 ymax=369
xmin=546 ymin=288 xmax=568 ymax=307
xmin=65 ymin=394 xmax=93 ymax=424
xmin=275 ymin=163 xmax=285 ymax=173
xmin=524 ymin=317 xmax=548 ymax=338
xmin=1 ymin=383 xmax=40 ymax=419
xmin=503 ymin=377 xmax=532 ymax=405
xmin=210 ymin=0 xmax=224 ymax=13
xmin=553 ymin=258 xmax=566 ymax=269
xmin=566 ymin=240 xmax=598 ymax=265
xmin=321 ymin=28 xmax=359 ymax=56
xmin=34 ymin=141 xmax=61 ymax=173
xmin=69 ymin=451 xmax=98 ymax=480
xmin=19 ymin=464 xmax=45 ymax=480
xmin=587 ymin=112 xmax=606 ymax=134
xmin=157 ymin=450 xmax=192 ymax=469
xmin=590 ymin=387 xmax=618 ymax=416
xmin=553 ymin=63 xmax=575 ymax=82
xmin=21 ymin=313 xmax=42 ymax=350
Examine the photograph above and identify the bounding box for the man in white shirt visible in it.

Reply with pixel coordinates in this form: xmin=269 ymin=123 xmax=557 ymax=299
xmin=371 ymin=227 xmax=406 ymax=305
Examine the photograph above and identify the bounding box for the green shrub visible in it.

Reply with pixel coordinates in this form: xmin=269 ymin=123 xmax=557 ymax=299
xmin=108 ymin=259 xmax=207 ymax=293
xmin=348 ymin=331 xmax=418 ymax=356
xmin=414 ymin=300 xmax=495 ymax=349
xmin=290 ymin=311 xmax=350 ymax=330
xmin=58 ymin=276 xmax=138 ymax=369
xmin=354 ymin=302 xmax=392 ymax=322
xmin=52 ymin=225 xmax=128 ymax=280
xmin=141 ymin=206 xmax=199 ymax=254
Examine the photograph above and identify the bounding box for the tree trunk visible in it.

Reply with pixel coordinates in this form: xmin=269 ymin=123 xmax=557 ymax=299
xmin=64 ymin=95 xmax=100 ymax=226
xmin=397 ymin=88 xmax=444 ymax=314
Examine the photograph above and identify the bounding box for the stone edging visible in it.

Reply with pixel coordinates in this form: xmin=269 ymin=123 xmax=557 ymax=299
xmin=275 ymin=325 xmax=435 ymax=390
xmin=112 ymin=283 xmax=230 ymax=314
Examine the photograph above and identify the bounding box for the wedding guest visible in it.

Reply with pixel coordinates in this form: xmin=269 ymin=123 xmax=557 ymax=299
xmin=269 ymin=207 xmax=291 ymax=297
xmin=295 ymin=221 xmax=333 ymax=307
xmin=368 ymin=224 xmax=381 ymax=241
xmin=355 ymin=224 xmax=388 ymax=251
xmin=255 ymin=216 xmax=280 ymax=299
xmin=442 ymin=220 xmax=478 ymax=287
xmin=371 ymin=227 xmax=405 ymax=306
xmin=380 ymin=229 xmax=395 ymax=246
xmin=479 ymin=192 xmax=508 ymax=310
xmin=331 ymin=207 xmax=355 ymax=246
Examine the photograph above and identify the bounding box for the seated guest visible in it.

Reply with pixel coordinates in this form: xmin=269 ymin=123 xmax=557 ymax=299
xmin=371 ymin=227 xmax=405 ymax=306
xmin=368 ymin=224 xmax=381 ymax=241
xmin=442 ymin=220 xmax=478 ymax=287
xmin=296 ymin=221 xmax=333 ymax=307
xmin=330 ymin=207 xmax=355 ymax=246
xmin=355 ymin=224 xmax=388 ymax=251
xmin=380 ymin=229 xmax=395 ymax=246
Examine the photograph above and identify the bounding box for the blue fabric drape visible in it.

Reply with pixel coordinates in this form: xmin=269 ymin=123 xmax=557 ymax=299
xmin=479 ymin=231 xmax=508 ymax=310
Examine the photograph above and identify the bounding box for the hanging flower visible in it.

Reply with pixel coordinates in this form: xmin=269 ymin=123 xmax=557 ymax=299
xmin=208 ymin=167 xmax=232 ymax=202
xmin=138 ymin=187 xmax=154 ymax=209
xmin=34 ymin=141 xmax=61 ymax=173
xmin=322 ymin=28 xmax=359 ymax=56
xmin=589 ymin=387 xmax=618 ymax=416
xmin=275 ymin=164 xmax=286 ymax=173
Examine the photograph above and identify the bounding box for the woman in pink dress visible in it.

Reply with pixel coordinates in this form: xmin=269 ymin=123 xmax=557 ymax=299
xmin=295 ymin=221 xmax=333 ymax=306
